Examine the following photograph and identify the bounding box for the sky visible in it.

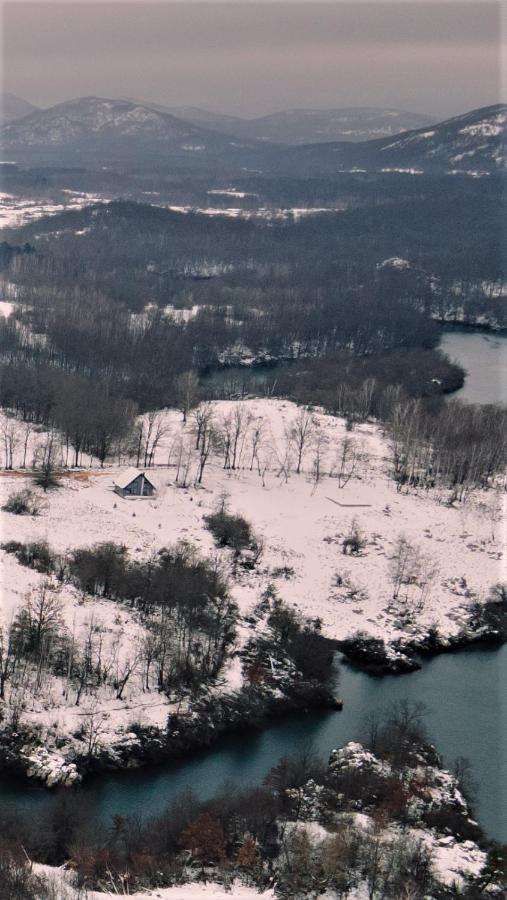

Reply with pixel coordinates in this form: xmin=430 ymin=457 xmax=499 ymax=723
xmin=1 ymin=1 xmax=504 ymax=118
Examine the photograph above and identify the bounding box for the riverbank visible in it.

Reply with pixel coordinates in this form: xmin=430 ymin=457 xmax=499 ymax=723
xmin=2 ymin=601 xmax=505 ymax=786
xmin=6 ymin=731 xmax=505 ymax=898
xmin=338 ymin=592 xmax=507 ymax=675
xmin=436 ymin=316 xmax=507 ymax=334
xmin=0 ymin=399 xmax=502 ymax=789
xmin=0 ymin=669 xmax=337 ymax=787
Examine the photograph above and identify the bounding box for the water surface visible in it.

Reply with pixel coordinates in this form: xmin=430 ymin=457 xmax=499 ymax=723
xmin=2 ymin=646 xmax=505 ymax=841
xmin=440 ymin=328 xmax=506 ymax=405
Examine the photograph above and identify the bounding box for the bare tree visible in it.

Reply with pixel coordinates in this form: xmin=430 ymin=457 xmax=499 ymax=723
xmin=311 ymin=430 xmax=329 ymax=493
xmin=25 ymin=582 xmax=63 ymax=652
xmin=20 ymin=420 xmax=35 ymax=469
xmin=195 ymin=419 xmax=215 ymax=485
xmin=389 ymin=535 xmax=438 ymax=618
xmin=0 ymin=623 xmax=14 ymax=700
xmin=192 ymin=401 xmax=215 ymax=450
xmin=289 ymin=408 xmax=317 ymax=474
xmin=174 ymin=369 xmax=200 ymax=423
xmin=114 ymin=646 xmax=139 ymax=700
xmin=32 ymin=432 xmax=60 ymax=491
xmin=80 ymin=702 xmax=109 ymax=757
xmin=0 ymin=417 xmax=21 ymax=470
xmin=332 ymin=436 xmax=367 ymax=488
xmin=143 ymin=411 xmax=170 ymax=468
xmin=249 ymin=418 xmax=267 ymax=472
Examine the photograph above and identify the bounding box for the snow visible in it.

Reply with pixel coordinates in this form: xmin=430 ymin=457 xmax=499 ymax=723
xmin=0 ymin=300 xmax=14 ymax=316
xmin=207 ymin=189 xmax=258 ymax=199
xmin=114 ymin=466 xmax=154 ymax=490
xmin=0 ymin=398 xmax=501 ymax=649
xmin=380 ymin=167 xmax=424 ymax=174
xmin=459 ymin=122 xmax=503 ymax=137
xmin=0 ymin=192 xmax=107 ymax=228
xmin=410 ymin=827 xmax=487 ymax=887
xmin=167 ymin=205 xmax=343 ymax=220
xmin=377 ymin=257 xmax=411 ymax=270
xmin=33 ymin=866 xmax=275 ymax=900
xmin=0 ymin=399 xmax=502 ymax=775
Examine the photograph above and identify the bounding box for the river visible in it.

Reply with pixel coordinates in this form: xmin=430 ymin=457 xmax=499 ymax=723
xmin=0 ymin=327 xmax=505 ymax=841
xmin=204 ymin=327 xmax=507 ymax=407
xmin=440 ymin=327 xmax=506 ymax=405
xmin=2 ymin=646 xmax=506 ymax=841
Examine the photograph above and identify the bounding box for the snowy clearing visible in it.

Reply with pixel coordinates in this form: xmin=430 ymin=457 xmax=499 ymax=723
xmin=0 ymin=192 xmax=107 ymax=228
xmin=0 ymin=399 xmax=502 ymax=777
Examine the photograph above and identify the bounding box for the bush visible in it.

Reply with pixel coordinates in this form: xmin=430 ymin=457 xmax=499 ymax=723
xmin=342 ymin=521 xmax=366 ymax=556
xmin=204 ymin=506 xmax=262 ymax=567
xmin=2 ymin=489 xmax=41 ymax=516
xmin=267 ymin=597 xmax=335 ymax=684
xmin=1 ymin=539 xmax=54 ymax=573
xmin=205 ymin=509 xmax=253 ymax=551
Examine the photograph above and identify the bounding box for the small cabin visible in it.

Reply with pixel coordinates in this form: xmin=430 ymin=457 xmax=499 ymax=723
xmin=114 ymin=468 xmax=156 ymax=499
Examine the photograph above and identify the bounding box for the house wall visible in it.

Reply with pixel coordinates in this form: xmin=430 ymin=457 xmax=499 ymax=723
xmin=115 ymin=475 xmax=155 ymax=497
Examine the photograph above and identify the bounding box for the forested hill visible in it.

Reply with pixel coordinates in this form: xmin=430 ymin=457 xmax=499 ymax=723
xmin=5 ymin=173 xmax=502 ymax=295
xmin=263 ymin=104 xmax=506 ymax=175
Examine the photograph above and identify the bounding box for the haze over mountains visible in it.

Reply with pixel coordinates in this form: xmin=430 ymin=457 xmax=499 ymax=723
xmin=123 ymin=99 xmax=434 ymax=144
xmin=0 ymin=93 xmax=505 ymax=175
xmin=273 ymin=104 xmax=507 ymax=176
xmin=0 ymin=96 xmax=257 ymax=165
xmin=0 ymin=92 xmax=38 ymax=123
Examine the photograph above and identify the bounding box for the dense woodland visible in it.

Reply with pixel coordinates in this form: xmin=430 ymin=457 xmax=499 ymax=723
xmin=0 ymin=173 xmax=504 ymax=420
xmin=0 ymin=177 xmax=505 ymax=496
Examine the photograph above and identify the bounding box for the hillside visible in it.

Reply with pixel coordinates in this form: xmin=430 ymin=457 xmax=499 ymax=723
xmin=127 ymin=102 xmax=434 ymax=144
xmin=266 ymin=103 xmax=506 ymax=175
xmin=232 ymin=106 xmax=433 ymax=144
xmin=0 ymin=399 xmax=502 ymax=785
xmin=0 ymin=91 xmax=38 ymax=123
xmin=0 ymin=95 xmax=260 ymax=165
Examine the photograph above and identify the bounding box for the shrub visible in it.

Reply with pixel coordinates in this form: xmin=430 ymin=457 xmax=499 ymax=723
xmin=204 ymin=507 xmax=262 ymax=567
xmin=1 ymin=539 xmax=54 ymax=573
xmin=267 ymin=597 xmax=335 ymax=683
xmin=2 ymin=489 xmax=41 ymax=516
xmin=205 ymin=508 xmax=253 ymax=551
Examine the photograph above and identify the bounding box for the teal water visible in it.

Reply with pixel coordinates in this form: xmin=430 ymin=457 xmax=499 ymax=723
xmin=1 ymin=328 xmax=505 ymax=840
xmin=1 ymin=646 xmax=505 ymax=841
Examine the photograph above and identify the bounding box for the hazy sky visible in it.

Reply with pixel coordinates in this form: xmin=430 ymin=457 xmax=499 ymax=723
xmin=2 ymin=1 xmax=503 ymax=117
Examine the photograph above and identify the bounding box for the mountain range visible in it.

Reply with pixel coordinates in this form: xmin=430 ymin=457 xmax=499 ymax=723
xmin=2 ymin=92 xmax=433 ymax=144
xmin=0 ymin=94 xmax=505 ymax=175
xmin=122 ymin=100 xmax=434 ymax=144
xmin=0 ymin=96 xmax=256 ymax=165
xmin=268 ymin=104 xmax=506 ymax=176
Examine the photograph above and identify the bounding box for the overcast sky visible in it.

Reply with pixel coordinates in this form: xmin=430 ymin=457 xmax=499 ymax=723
xmin=2 ymin=1 xmax=503 ymax=118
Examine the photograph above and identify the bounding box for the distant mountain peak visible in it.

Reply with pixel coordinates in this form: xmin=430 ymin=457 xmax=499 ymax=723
xmin=116 ymin=101 xmax=435 ymax=144
xmin=0 ymin=94 xmax=258 ymax=164
xmin=272 ymin=102 xmax=506 ymax=176
xmin=0 ymin=92 xmax=39 ymax=123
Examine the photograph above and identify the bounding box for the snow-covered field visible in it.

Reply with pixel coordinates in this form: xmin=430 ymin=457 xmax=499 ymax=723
xmin=34 ymin=867 xmax=276 ymax=900
xmin=0 ymin=399 xmax=503 ymax=777
xmin=0 ymin=190 xmax=107 ymax=228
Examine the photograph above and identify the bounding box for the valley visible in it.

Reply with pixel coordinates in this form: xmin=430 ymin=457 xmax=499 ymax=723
xmin=0 ymin=82 xmax=505 ymax=899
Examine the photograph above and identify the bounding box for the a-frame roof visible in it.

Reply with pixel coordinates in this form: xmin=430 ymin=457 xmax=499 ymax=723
xmin=114 ymin=467 xmax=156 ymax=490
